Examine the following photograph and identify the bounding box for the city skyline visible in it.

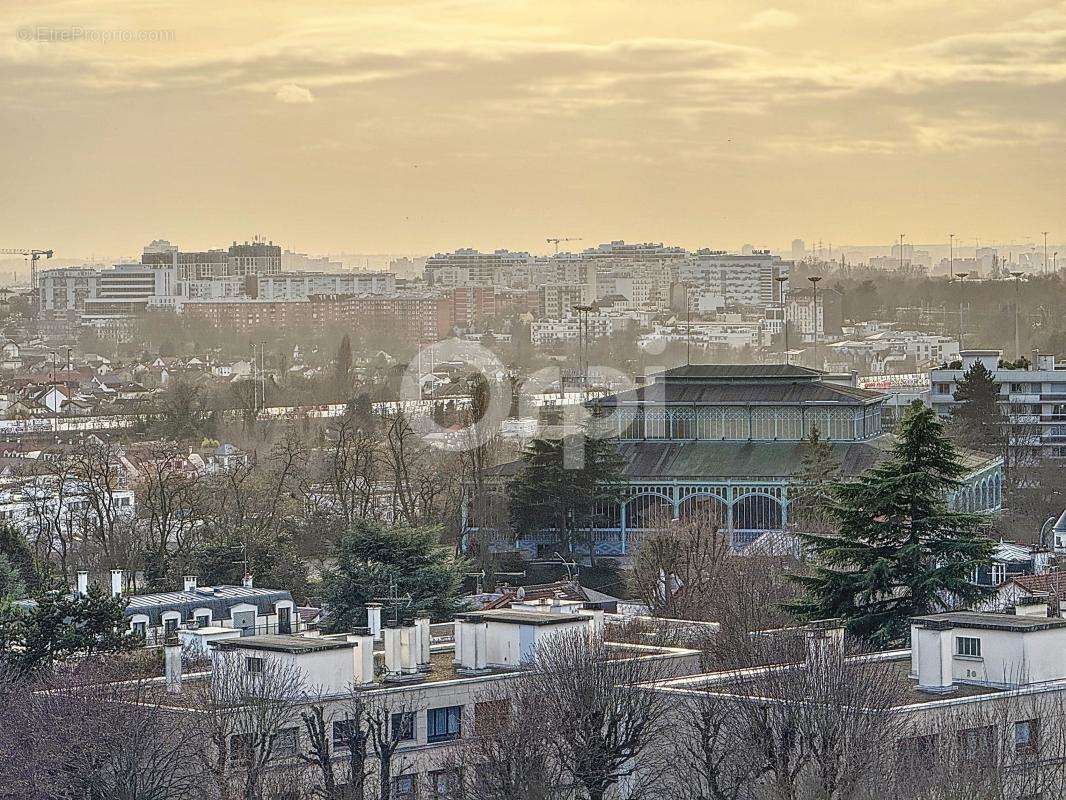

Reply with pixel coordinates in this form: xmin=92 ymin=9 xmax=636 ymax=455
xmin=3 ymin=1 xmax=1066 ymax=255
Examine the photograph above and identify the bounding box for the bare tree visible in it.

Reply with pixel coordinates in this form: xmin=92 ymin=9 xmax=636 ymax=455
xmin=0 ymin=660 xmax=206 ymax=800
xmin=526 ymin=631 xmax=676 ymax=800
xmin=664 ymin=636 xmax=910 ymax=800
xmin=450 ymin=681 xmax=566 ymax=800
xmin=630 ymin=506 xmax=731 ymax=621
xmin=198 ymin=649 xmax=306 ymax=800
xmin=132 ymin=439 xmax=207 ymax=582
xmin=318 ymin=413 xmax=380 ymax=525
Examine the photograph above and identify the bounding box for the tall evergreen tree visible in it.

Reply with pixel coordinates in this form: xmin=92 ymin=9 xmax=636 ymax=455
xmin=322 ymin=520 xmax=469 ymax=630
xmin=950 ymin=360 xmax=1004 ymax=456
xmin=789 ymin=402 xmax=993 ymax=646
xmin=788 ymin=426 xmax=840 ymax=534
xmin=333 ymin=333 xmax=353 ymax=398
xmin=508 ymin=431 xmax=626 ymax=564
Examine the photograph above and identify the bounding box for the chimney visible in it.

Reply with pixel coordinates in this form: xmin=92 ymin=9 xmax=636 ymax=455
xmin=804 ymin=619 xmax=845 ymax=670
xmin=414 ymin=614 xmax=432 ymax=672
xmin=345 ymin=627 xmax=376 ymax=685
xmin=383 ymin=619 xmax=421 ymax=682
xmin=164 ymin=636 xmax=182 ymax=695
xmin=183 ymin=575 xmax=198 ymax=593
xmin=914 ymin=619 xmax=955 ymax=693
xmin=452 ymin=617 xmax=463 ymax=665
xmin=110 ymin=569 xmax=123 ymax=598
xmin=242 ymin=574 xmax=254 ymax=589
xmin=76 ymin=571 xmax=88 ymax=597
xmin=457 ymin=615 xmax=489 ymax=675
xmin=366 ymin=603 xmax=383 ymax=641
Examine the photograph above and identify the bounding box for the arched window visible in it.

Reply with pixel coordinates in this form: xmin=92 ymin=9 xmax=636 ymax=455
xmin=733 ymin=493 xmax=783 ymax=531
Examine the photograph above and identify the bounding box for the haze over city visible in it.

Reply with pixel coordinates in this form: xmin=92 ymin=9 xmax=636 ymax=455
xmin=4 ymin=0 xmax=1066 ymax=257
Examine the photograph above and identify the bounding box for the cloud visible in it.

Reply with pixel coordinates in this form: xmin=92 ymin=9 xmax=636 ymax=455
xmin=741 ymin=9 xmax=799 ymax=31
xmin=274 ymin=83 xmax=314 ymax=104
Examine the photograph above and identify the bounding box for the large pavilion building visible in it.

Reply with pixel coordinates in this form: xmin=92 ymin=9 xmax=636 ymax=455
xmin=478 ymin=364 xmax=1004 ymax=558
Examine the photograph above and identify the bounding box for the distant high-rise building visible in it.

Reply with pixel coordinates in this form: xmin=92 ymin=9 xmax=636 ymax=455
xmin=791 ymin=238 xmax=805 ymax=259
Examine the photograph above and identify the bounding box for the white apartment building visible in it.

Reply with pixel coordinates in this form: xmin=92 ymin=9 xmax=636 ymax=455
xmin=597 ymin=271 xmax=652 ymax=306
xmin=150 ymin=597 xmax=701 ymax=797
xmin=424 ymin=248 xmax=533 ymax=287
xmin=639 ymin=318 xmax=766 ymax=351
xmin=829 ymin=331 xmax=960 ymax=373
xmin=530 ymin=310 xmax=644 ymax=346
xmin=679 ymin=250 xmax=790 ymax=308
xmin=0 ymin=479 xmax=136 ymax=539
xmin=252 ymin=271 xmax=396 ymax=301
xmin=929 ymin=350 xmax=1066 ymax=458
xmin=38 ymin=268 xmax=101 ymax=311
xmin=539 ymin=282 xmax=593 ymax=320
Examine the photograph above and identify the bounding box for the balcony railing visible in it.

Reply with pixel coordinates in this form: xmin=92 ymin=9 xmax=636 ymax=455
xmin=140 ymin=619 xmax=312 ymax=647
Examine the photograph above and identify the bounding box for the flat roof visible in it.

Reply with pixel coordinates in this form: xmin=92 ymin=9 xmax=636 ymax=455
xmin=214 ymin=634 xmax=355 ymax=654
xmin=467 ymin=610 xmax=591 ymax=626
xmin=912 ymin=612 xmax=1066 ymax=633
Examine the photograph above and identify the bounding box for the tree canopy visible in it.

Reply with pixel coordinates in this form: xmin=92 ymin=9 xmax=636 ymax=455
xmin=789 ymin=402 xmax=994 ymax=646
xmin=322 ymin=520 xmax=469 ymax=630
xmin=508 ymin=432 xmax=626 ymax=562
xmin=0 ymin=585 xmax=138 ymax=675
xmin=949 ymin=360 xmax=1005 ymax=456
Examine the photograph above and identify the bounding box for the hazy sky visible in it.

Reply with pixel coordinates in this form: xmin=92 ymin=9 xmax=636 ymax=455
xmin=2 ymin=0 xmax=1066 ymax=259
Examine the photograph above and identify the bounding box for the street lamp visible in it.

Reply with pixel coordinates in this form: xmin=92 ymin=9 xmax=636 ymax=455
xmin=954 ymin=272 xmax=969 ymax=350
xmin=572 ymin=304 xmax=593 ymax=384
xmin=949 ymin=233 xmax=955 ymax=279
xmin=774 ymin=274 xmax=789 ymax=364
xmin=1010 ymin=271 xmax=1025 ymax=361
xmin=808 ymin=275 xmax=823 ymax=368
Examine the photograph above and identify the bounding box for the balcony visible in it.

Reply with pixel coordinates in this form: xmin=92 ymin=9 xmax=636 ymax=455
xmin=1009 ymin=394 xmax=1042 ymax=404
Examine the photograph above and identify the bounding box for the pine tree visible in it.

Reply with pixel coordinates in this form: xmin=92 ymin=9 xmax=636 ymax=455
xmin=789 ymin=401 xmax=994 ymax=646
xmin=333 ymin=334 xmax=353 ymax=399
xmin=950 ymin=360 xmax=1004 ymax=455
xmin=322 ymin=520 xmax=469 ymax=630
xmin=508 ymin=431 xmax=626 ymax=564
xmin=789 ymin=426 xmax=840 ymax=534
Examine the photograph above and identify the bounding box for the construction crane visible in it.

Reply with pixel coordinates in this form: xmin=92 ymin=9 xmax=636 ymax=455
xmin=0 ymin=248 xmax=53 ymax=291
xmin=546 ymin=237 xmax=582 ymax=255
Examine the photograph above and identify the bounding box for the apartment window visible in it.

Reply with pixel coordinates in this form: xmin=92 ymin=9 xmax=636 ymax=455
xmin=896 ymin=733 xmax=939 ymax=764
xmin=958 ymin=725 xmax=997 ymax=763
xmin=935 ymin=383 xmax=951 ymax=395
xmin=194 ymin=614 xmax=210 ymax=628
xmin=391 ymin=711 xmax=415 ymax=742
xmin=956 ymin=636 xmax=982 ymax=658
xmin=393 ymin=775 xmax=418 ymax=800
xmin=333 ymin=719 xmax=359 ymax=749
xmin=990 ymin=563 xmax=1007 ymax=586
xmin=1014 ymin=719 xmax=1040 ymax=753
xmin=246 ymin=656 xmax=264 ymax=674
xmin=427 ymin=705 xmax=462 ymax=743
xmin=429 ymin=768 xmax=461 ymax=799
xmin=272 ymin=727 xmax=299 ymax=759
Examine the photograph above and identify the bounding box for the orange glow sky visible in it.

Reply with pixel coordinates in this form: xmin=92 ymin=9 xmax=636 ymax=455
xmin=2 ymin=1 xmax=1066 ymax=258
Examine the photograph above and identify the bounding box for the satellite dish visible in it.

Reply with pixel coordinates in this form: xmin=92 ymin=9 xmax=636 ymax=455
xmin=516 ymin=586 xmax=526 ymax=601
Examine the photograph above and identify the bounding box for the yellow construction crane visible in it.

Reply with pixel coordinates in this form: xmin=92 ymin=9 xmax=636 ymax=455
xmin=546 ymin=237 xmax=582 ymax=255
xmin=0 ymin=248 xmax=53 ymax=290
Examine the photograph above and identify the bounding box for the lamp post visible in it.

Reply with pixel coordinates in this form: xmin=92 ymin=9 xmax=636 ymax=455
xmin=774 ymin=274 xmax=789 ymax=364
xmin=955 ymin=272 xmax=969 ymax=350
xmin=808 ymin=275 xmax=822 ymax=368
xmin=1010 ymin=271 xmax=1024 ymax=361
xmin=572 ymin=304 xmax=593 ymax=384
xmin=1043 ymin=231 xmax=1049 ymax=275
xmin=949 ymin=233 xmax=955 ymax=279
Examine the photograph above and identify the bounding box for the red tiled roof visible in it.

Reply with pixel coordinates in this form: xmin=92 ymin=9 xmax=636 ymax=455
xmin=1010 ymin=572 xmax=1066 ymax=595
